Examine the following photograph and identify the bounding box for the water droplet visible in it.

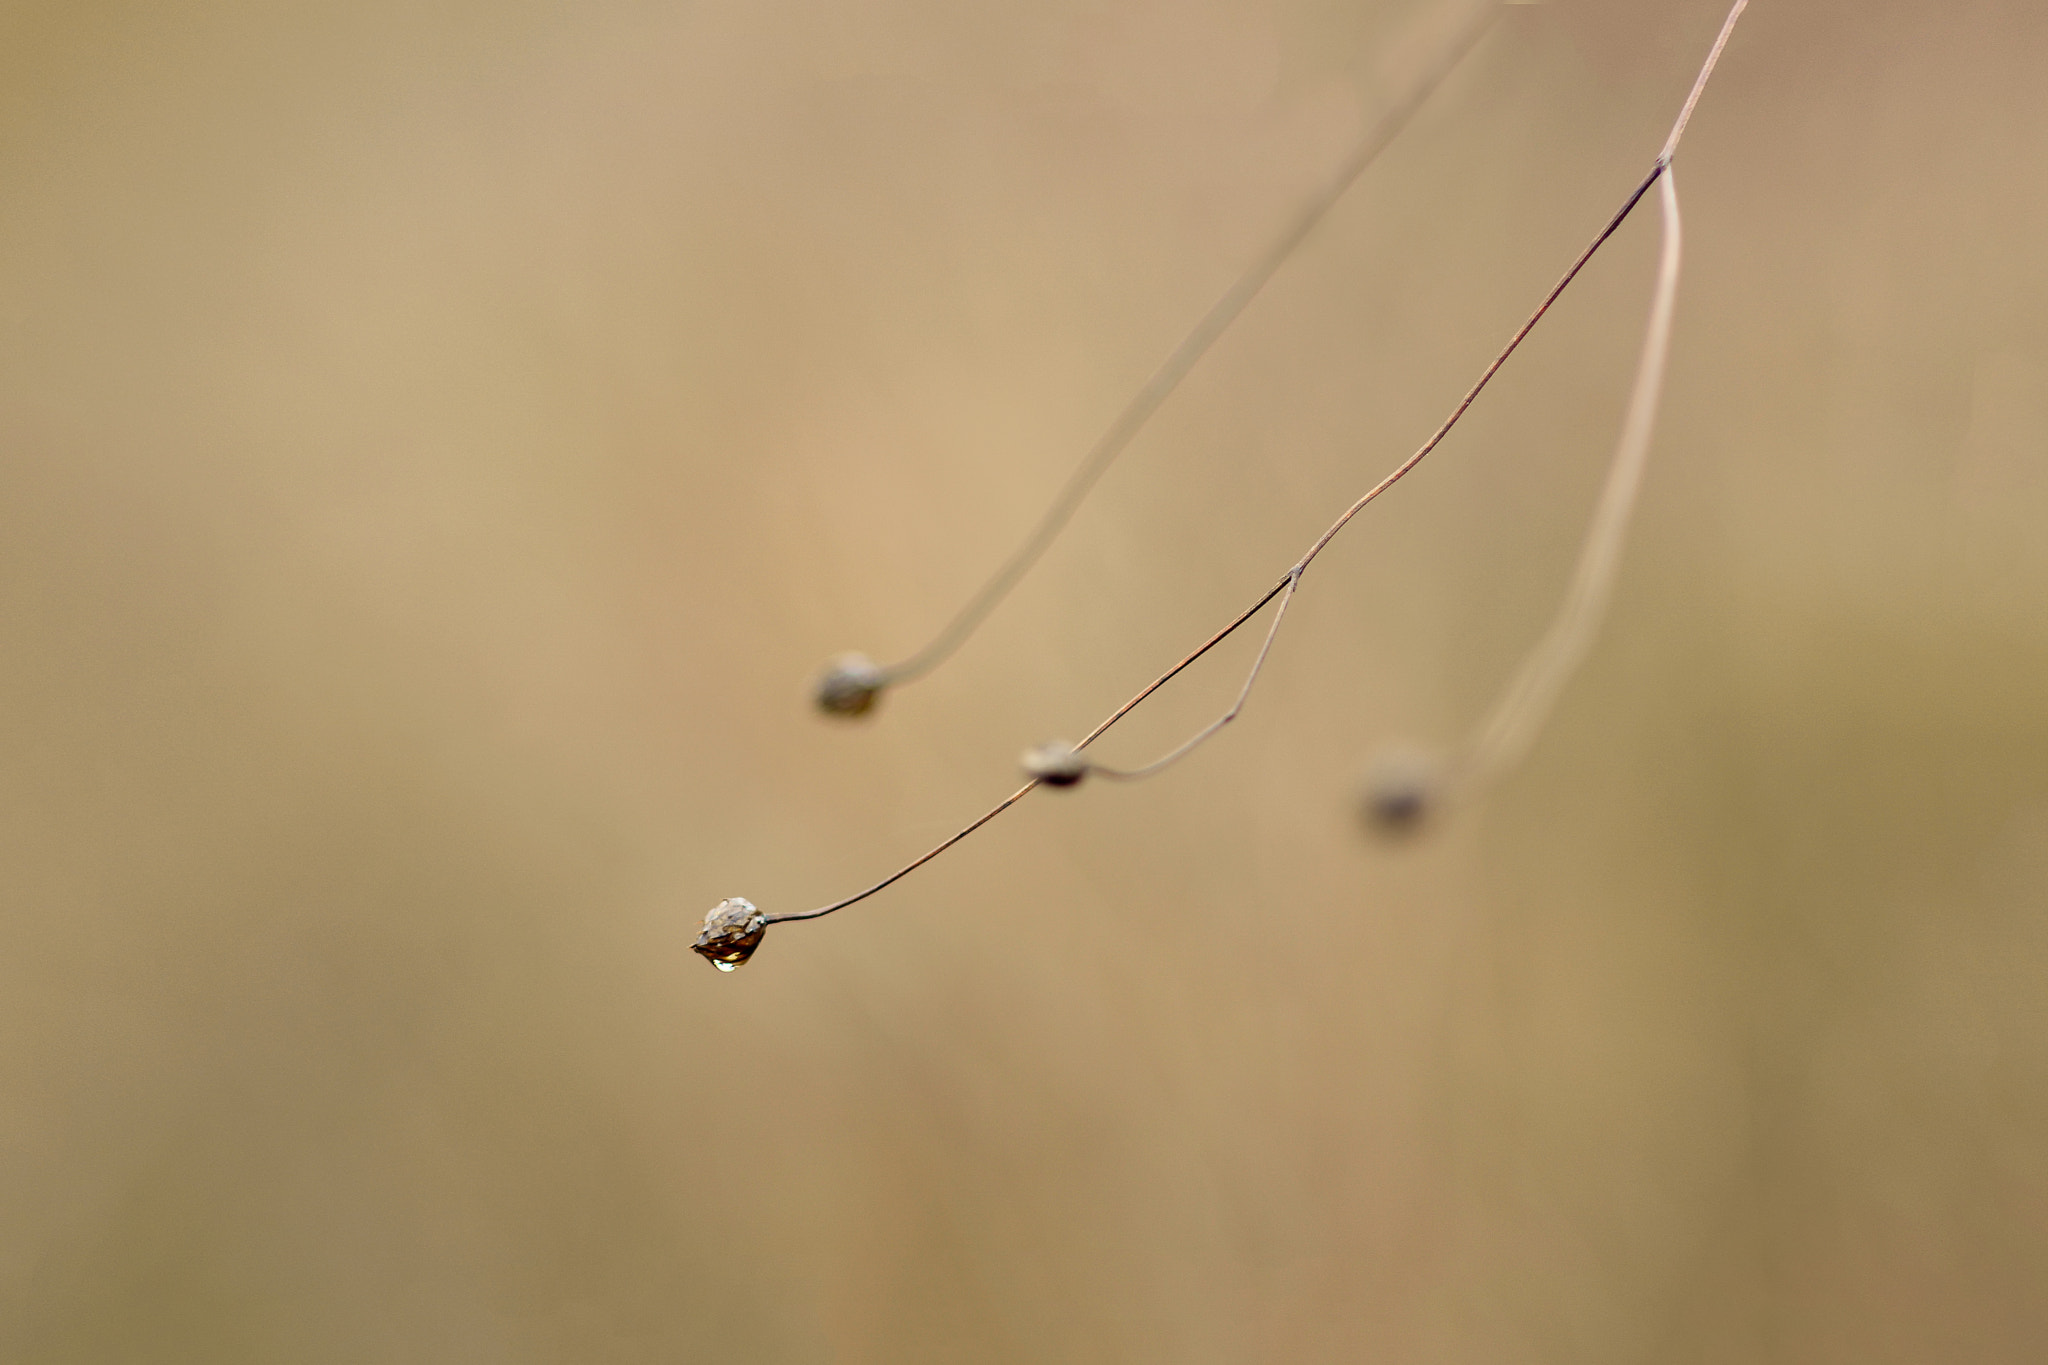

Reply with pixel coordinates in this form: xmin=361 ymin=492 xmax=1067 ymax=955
xmin=693 ymin=897 xmax=768 ymax=970
xmin=813 ymin=653 xmax=886 ymax=717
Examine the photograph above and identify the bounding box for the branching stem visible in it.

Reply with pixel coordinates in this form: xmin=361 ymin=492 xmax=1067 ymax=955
xmin=1085 ymin=569 xmax=1301 ymax=780
xmin=765 ymin=0 xmax=1748 ymax=927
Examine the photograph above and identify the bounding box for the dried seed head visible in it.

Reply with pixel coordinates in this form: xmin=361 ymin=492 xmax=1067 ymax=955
xmin=1360 ymin=745 xmax=1442 ymax=837
xmin=1021 ymin=739 xmax=1089 ymax=788
xmin=813 ymin=652 xmax=887 ymax=717
xmin=693 ymin=897 xmax=768 ymax=971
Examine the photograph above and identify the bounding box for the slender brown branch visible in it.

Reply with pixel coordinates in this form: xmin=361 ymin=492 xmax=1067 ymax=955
xmin=767 ymin=573 xmax=1292 ymax=924
xmin=1085 ymin=160 xmax=1674 ymax=788
xmin=1087 ymin=570 xmax=1302 ymax=779
xmin=766 ymin=163 xmax=1661 ymax=925
xmin=1291 ymin=162 xmax=1663 ymax=576
xmin=763 ymin=779 xmax=1041 ymax=924
xmin=1662 ymin=0 xmax=1747 ymax=165
xmin=1075 ymin=575 xmax=1292 ymax=750
xmin=765 ymin=0 xmax=1749 ymax=928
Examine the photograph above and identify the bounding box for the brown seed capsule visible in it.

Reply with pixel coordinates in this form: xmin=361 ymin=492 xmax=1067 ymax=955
xmin=1020 ymin=739 xmax=1089 ymax=788
xmin=693 ymin=897 xmax=768 ymax=971
xmin=813 ymin=652 xmax=887 ymax=718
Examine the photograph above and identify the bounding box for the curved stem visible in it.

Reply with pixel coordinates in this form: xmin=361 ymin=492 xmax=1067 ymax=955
xmin=1087 ymin=569 xmax=1302 ymax=780
xmin=1293 ymin=162 xmax=1664 ymax=575
xmin=766 ymin=574 xmax=1294 ymax=925
xmin=767 ymin=1 xmax=1748 ymax=927
xmin=763 ymin=778 xmax=1040 ymax=924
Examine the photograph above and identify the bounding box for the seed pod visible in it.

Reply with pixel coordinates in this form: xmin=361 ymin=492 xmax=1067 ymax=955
xmin=693 ymin=897 xmax=768 ymax=971
xmin=1020 ymin=739 xmax=1089 ymax=788
xmin=1360 ymin=745 xmax=1441 ymax=836
xmin=813 ymin=652 xmax=887 ymax=717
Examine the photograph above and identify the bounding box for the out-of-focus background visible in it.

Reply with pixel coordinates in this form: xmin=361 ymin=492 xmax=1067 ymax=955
xmin=3 ymin=0 xmax=2045 ymax=1359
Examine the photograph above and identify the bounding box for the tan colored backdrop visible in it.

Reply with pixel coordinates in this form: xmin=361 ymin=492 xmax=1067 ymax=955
xmin=3 ymin=0 xmax=2045 ymax=1359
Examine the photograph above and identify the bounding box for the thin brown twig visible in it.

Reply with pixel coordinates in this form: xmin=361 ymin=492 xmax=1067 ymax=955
xmin=1057 ymin=165 xmax=1662 ymax=788
xmin=1085 ymin=569 xmax=1301 ymax=779
xmin=764 ymin=0 xmax=1748 ymax=928
xmin=763 ymin=778 xmax=1041 ymax=924
xmin=767 ymin=165 xmax=1657 ymax=924
xmin=1662 ymin=0 xmax=1748 ymax=165
xmin=765 ymin=575 xmax=1291 ymax=924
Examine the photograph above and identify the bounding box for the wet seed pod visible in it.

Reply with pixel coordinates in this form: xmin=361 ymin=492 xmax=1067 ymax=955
xmin=1360 ymin=745 xmax=1442 ymax=837
xmin=693 ymin=897 xmax=768 ymax=971
xmin=813 ymin=652 xmax=887 ymax=718
xmin=1020 ymin=739 xmax=1089 ymax=788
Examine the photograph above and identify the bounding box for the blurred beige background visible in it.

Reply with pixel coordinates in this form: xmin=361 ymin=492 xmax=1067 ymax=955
xmin=3 ymin=0 xmax=2045 ymax=1360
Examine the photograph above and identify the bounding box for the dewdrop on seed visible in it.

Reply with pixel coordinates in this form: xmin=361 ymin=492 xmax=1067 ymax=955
xmin=693 ymin=897 xmax=768 ymax=971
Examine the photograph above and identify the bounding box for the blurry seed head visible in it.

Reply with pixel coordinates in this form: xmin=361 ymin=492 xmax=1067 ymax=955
xmin=1360 ymin=744 xmax=1443 ymax=837
xmin=693 ymin=897 xmax=768 ymax=971
xmin=1021 ymin=739 xmax=1089 ymax=788
xmin=813 ymin=652 xmax=887 ymax=718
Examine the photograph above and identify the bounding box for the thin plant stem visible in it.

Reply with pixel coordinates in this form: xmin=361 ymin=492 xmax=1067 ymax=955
xmin=1662 ymin=0 xmax=1747 ymax=166
xmin=765 ymin=576 xmax=1291 ymax=925
xmin=1071 ymin=575 xmax=1293 ymax=749
xmin=766 ymin=0 xmax=1747 ymax=928
xmin=763 ymin=777 xmax=1041 ymax=924
xmin=1086 ymin=569 xmax=1301 ymax=780
xmin=871 ymin=0 xmax=1503 ymax=686
xmin=1456 ymin=167 xmax=1684 ymax=793
xmin=1294 ymin=162 xmax=1662 ymax=572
